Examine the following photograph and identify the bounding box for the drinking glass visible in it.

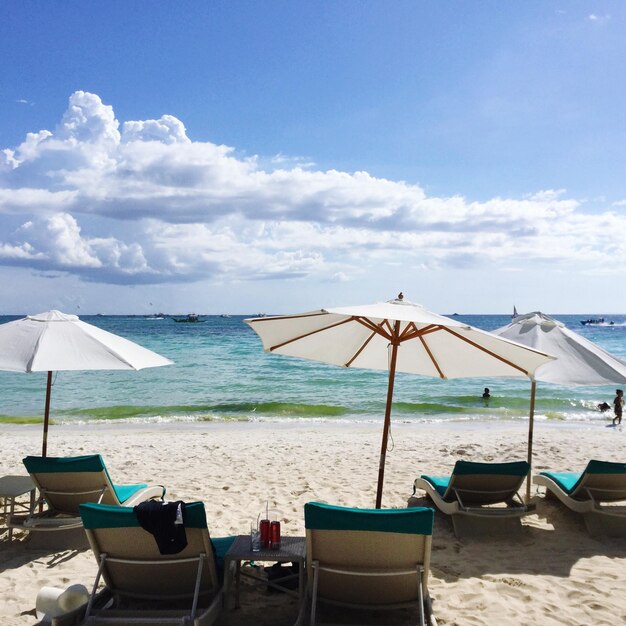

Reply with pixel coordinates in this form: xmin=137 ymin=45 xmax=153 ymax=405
xmin=250 ymin=522 xmax=261 ymax=552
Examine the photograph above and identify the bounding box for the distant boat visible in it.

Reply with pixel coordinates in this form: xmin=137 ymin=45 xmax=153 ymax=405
xmin=580 ymin=317 xmax=605 ymax=326
xmin=171 ymin=314 xmax=203 ymax=323
xmin=512 ymin=305 xmax=519 ymax=318
xmin=219 ymin=314 xmax=232 ymax=318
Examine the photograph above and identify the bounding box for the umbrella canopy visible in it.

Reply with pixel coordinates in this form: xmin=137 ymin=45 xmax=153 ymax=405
xmin=494 ymin=312 xmax=626 ymax=386
xmin=246 ymin=295 xmax=554 ymax=507
xmin=493 ymin=311 xmax=626 ymax=499
xmin=0 ymin=310 xmax=173 ymax=455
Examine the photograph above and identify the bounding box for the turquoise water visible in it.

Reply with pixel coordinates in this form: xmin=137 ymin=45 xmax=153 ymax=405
xmin=1 ymin=313 xmax=625 ymax=426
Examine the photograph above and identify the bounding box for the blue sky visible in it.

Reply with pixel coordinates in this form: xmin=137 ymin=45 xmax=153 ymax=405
xmin=1 ymin=1 xmax=625 ymax=315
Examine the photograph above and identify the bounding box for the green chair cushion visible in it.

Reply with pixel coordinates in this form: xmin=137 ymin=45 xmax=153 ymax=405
xmin=421 ymin=460 xmax=529 ymax=500
xmin=452 ymin=460 xmax=529 ymax=476
xmin=80 ymin=501 xmax=208 ymax=529
xmin=24 ymin=455 xmax=157 ymax=506
xmin=80 ymin=502 xmax=232 ymax=583
xmin=23 ymin=454 xmax=106 ymax=474
xmin=419 ymin=475 xmax=450 ymax=497
xmin=539 ymin=471 xmax=579 ymax=494
xmin=541 ymin=460 xmax=626 ymax=495
xmin=211 ymin=536 xmax=237 ymax=582
xmin=304 ymin=502 xmax=433 ymax=535
xmin=113 ymin=483 xmax=149 ymax=503
xmin=584 ymin=460 xmax=626 ymax=475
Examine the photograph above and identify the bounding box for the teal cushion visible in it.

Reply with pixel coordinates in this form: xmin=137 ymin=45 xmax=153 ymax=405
xmin=23 ymin=454 xmax=105 ymax=474
xmin=542 ymin=460 xmax=626 ymax=496
xmin=539 ymin=471 xmax=579 ymax=494
xmin=211 ymin=536 xmax=237 ymax=582
xmin=304 ymin=502 xmax=433 ymax=535
xmin=80 ymin=501 xmax=208 ymax=529
xmin=584 ymin=460 xmax=626 ymax=475
xmin=80 ymin=502 xmax=228 ymax=583
xmin=452 ymin=460 xmax=529 ymax=476
xmin=114 ymin=483 xmax=148 ymax=504
xmin=420 ymin=475 xmax=450 ymax=498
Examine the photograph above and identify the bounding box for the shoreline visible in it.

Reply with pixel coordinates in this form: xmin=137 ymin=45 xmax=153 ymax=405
xmin=0 ymin=414 xmax=617 ymax=436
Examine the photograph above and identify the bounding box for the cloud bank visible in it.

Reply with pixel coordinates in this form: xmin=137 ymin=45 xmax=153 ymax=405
xmin=0 ymin=91 xmax=623 ymax=286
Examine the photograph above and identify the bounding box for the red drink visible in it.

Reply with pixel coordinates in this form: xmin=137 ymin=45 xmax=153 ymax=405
xmin=270 ymin=520 xmax=281 ymax=549
xmin=260 ymin=519 xmax=270 ymax=548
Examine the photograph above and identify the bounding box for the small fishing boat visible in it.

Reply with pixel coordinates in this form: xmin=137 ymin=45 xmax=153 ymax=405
xmin=172 ymin=314 xmax=203 ymax=323
xmin=580 ymin=318 xmax=605 ymax=326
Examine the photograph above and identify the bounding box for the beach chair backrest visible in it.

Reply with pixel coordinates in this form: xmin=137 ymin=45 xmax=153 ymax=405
xmin=23 ymin=455 xmax=121 ymax=515
xmin=569 ymin=460 xmax=626 ymax=502
xmin=444 ymin=460 xmax=529 ymax=505
xmin=304 ymin=502 xmax=434 ymax=606
xmin=79 ymin=501 xmax=220 ymax=599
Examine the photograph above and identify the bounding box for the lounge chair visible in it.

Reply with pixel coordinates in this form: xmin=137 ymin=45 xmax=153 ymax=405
xmin=413 ymin=460 xmax=533 ymax=537
xmin=8 ymin=455 xmax=165 ymax=543
xmin=304 ymin=502 xmax=435 ymax=626
xmin=79 ymin=501 xmax=235 ymax=625
xmin=534 ymin=459 xmax=626 ymax=537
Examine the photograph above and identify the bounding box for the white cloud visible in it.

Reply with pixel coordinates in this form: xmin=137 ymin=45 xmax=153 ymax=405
xmin=122 ymin=115 xmax=191 ymax=145
xmin=588 ymin=13 xmax=610 ymax=23
xmin=0 ymin=90 xmax=625 ymax=287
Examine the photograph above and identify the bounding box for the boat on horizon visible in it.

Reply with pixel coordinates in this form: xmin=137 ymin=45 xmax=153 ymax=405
xmin=171 ymin=313 xmax=203 ymax=323
xmin=580 ymin=317 xmax=609 ymax=326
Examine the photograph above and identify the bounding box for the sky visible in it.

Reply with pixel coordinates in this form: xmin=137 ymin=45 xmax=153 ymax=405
xmin=1 ymin=1 xmax=626 ymax=315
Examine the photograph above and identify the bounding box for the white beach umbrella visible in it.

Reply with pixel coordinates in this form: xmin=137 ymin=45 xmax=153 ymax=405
xmin=246 ymin=294 xmax=555 ymax=508
xmin=0 ymin=310 xmax=173 ymax=456
xmin=494 ymin=311 xmax=626 ymax=499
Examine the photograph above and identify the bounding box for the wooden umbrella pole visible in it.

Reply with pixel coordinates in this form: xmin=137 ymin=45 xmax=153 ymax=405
xmin=375 ymin=322 xmax=401 ymax=509
xmin=42 ymin=370 xmax=53 ymax=458
xmin=526 ymin=379 xmax=537 ymax=503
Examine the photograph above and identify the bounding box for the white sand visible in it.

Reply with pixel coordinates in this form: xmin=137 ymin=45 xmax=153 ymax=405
xmin=1 ymin=420 xmax=625 ymax=625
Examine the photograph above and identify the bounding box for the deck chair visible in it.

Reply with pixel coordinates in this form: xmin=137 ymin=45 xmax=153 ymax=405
xmin=79 ymin=501 xmax=235 ymax=625
xmin=413 ymin=460 xmax=533 ymax=537
xmin=9 ymin=455 xmax=165 ymax=541
xmin=534 ymin=459 xmax=626 ymax=537
xmin=304 ymin=502 xmax=435 ymax=626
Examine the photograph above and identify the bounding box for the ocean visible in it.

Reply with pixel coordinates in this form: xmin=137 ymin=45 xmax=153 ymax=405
xmin=1 ymin=313 xmax=625 ymax=427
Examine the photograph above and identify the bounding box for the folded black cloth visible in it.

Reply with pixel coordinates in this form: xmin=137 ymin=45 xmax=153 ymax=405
xmin=134 ymin=500 xmax=187 ymax=554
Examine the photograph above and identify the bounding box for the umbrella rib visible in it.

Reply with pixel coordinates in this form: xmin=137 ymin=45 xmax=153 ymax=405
xmin=353 ymin=317 xmax=393 ymax=342
xmin=418 ymin=335 xmax=446 ymax=378
xmin=399 ymin=323 xmax=438 ymax=342
xmin=268 ymin=317 xmax=356 ymax=352
xmin=251 ymin=311 xmax=328 ymax=323
xmin=438 ymin=326 xmax=530 ymax=375
xmin=344 ymin=319 xmax=390 ymax=367
xmin=398 ymin=322 xmax=415 ymax=341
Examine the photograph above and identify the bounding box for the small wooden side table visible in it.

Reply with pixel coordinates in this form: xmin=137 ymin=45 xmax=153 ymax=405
xmin=0 ymin=475 xmax=36 ymax=541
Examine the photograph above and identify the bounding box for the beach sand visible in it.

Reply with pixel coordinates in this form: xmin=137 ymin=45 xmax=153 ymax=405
xmin=1 ymin=420 xmax=625 ymax=625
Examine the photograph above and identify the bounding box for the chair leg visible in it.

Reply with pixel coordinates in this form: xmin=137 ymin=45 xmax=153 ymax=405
xmin=189 ymin=553 xmax=205 ymax=621
xmin=85 ymin=553 xmax=107 ymax=622
xmin=417 ymin=565 xmax=425 ymax=626
xmin=310 ymin=560 xmax=319 ymax=626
